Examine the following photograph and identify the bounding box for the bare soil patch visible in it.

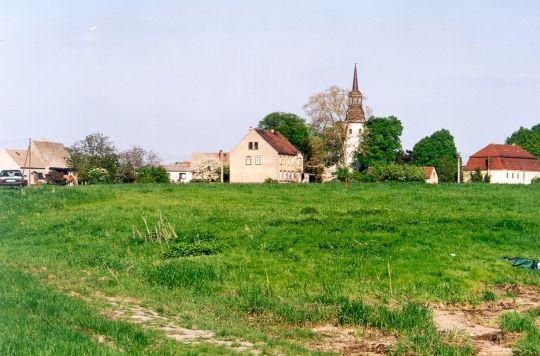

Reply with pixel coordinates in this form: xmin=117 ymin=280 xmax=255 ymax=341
xmin=432 ymin=284 xmax=540 ymax=356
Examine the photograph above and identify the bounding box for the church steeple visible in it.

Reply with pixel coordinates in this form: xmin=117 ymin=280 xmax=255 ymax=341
xmin=352 ymin=63 xmax=359 ymax=91
xmin=346 ymin=63 xmax=365 ymax=123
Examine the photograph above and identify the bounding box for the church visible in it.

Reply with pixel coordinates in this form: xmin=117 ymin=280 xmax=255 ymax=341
xmin=344 ymin=64 xmax=366 ymax=167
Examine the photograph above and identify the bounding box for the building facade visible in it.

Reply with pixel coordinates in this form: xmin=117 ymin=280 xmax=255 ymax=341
xmin=163 ymin=164 xmax=192 ymax=183
xmin=344 ymin=64 xmax=366 ymax=167
xmin=230 ymin=128 xmax=304 ymax=183
xmin=0 ymin=140 xmax=70 ymax=185
xmin=464 ymin=144 xmax=540 ymax=184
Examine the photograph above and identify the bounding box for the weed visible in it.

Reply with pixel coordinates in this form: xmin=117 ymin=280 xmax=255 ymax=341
xmin=480 ymin=289 xmax=496 ymax=301
xmin=499 ymin=311 xmax=534 ymax=332
xmin=144 ymin=259 xmax=220 ymax=293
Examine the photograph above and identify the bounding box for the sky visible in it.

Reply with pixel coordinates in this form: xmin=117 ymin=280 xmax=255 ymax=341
xmin=0 ymin=0 xmax=539 ymax=162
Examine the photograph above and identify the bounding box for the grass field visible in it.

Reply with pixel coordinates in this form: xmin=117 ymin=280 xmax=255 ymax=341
xmin=1 ymin=183 xmax=539 ymax=354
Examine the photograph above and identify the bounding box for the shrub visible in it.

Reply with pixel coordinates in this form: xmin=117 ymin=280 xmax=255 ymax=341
xmin=368 ymin=163 xmax=425 ymax=182
xmin=531 ymin=177 xmax=540 ymax=184
xmin=264 ymin=178 xmax=278 ymax=184
xmin=161 ymin=230 xmax=222 ymax=258
xmin=114 ymin=165 xmax=136 ymax=183
xmin=334 ymin=166 xmax=350 ymax=182
xmin=86 ymin=167 xmax=111 ymax=184
xmin=470 ymin=168 xmax=490 ymax=183
xmin=45 ymin=171 xmax=67 ymax=185
xmin=136 ymin=166 xmax=168 ymax=183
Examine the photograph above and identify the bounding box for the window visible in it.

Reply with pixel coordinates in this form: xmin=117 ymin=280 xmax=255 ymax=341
xmin=512 ymin=173 xmax=514 ymax=179
xmin=245 ymin=156 xmax=251 ymax=165
xmin=248 ymin=142 xmax=253 ymax=150
xmin=506 ymin=173 xmax=509 ymax=178
xmin=179 ymin=173 xmax=186 ymax=179
xmin=279 ymin=156 xmax=283 ymax=165
xmin=255 ymin=156 xmax=261 ymax=165
xmin=359 ymin=129 xmax=362 ymax=134
xmin=254 ymin=142 xmax=258 ymax=150
xmin=349 ymin=128 xmax=352 ymax=134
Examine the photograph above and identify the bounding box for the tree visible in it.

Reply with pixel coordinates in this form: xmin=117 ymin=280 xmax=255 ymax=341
xmin=506 ymin=123 xmax=540 ymax=159
xmin=191 ymin=159 xmax=221 ymax=182
xmin=135 ymin=166 xmax=169 ymax=183
xmin=411 ymin=129 xmax=458 ymax=182
xmin=258 ymin=112 xmax=310 ymax=154
xmin=303 ymin=86 xmax=348 ymax=165
xmin=356 ymin=116 xmax=403 ymax=170
xmin=68 ymin=133 xmax=119 ymax=182
xmin=119 ymin=146 xmax=161 ymax=168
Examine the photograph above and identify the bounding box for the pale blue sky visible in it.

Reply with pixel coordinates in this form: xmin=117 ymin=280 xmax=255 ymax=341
xmin=1 ymin=1 xmax=539 ymax=161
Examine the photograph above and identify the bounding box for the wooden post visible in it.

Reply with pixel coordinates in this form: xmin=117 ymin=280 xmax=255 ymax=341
xmin=28 ymin=138 xmax=32 ymax=185
xmin=457 ymin=154 xmax=461 ymax=183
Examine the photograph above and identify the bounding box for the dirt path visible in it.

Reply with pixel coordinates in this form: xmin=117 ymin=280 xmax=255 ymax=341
xmin=68 ymin=291 xmax=264 ymax=354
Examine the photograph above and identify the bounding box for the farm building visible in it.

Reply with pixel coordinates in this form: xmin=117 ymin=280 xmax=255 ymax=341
xmin=163 ymin=163 xmax=192 ymax=183
xmin=230 ymin=128 xmax=305 ymax=183
xmin=464 ymin=144 xmax=540 ymax=184
xmin=423 ymin=166 xmax=439 ymax=184
xmin=0 ymin=140 xmax=70 ymax=185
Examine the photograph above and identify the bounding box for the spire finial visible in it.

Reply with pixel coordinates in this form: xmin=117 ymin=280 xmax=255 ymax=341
xmin=352 ymin=63 xmax=359 ymax=91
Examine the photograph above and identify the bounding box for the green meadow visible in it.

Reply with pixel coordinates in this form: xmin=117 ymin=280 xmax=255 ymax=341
xmin=1 ymin=183 xmax=539 ymax=354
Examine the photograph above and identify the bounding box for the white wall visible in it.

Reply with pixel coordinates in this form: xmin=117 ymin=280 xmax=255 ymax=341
xmin=465 ymin=170 xmax=540 ymax=184
xmin=345 ymin=122 xmax=364 ymax=167
xmin=167 ymin=171 xmax=192 ymax=183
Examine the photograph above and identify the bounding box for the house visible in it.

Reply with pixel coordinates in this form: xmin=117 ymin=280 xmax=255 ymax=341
xmin=423 ymin=166 xmax=438 ymax=184
xmin=464 ymin=144 xmax=540 ymax=184
xmin=230 ymin=128 xmax=305 ymax=183
xmin=0 ymin=140 xmax=70 ymax=185
xmin=163 ymin=163 xmax=192 ymax=183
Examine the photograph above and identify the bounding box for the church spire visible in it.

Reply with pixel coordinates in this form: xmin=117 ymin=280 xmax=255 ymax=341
xmin=346 ymin=63 xmax=365 ymax=123
xmin=352 ymin=63 xmax=359 ymax=91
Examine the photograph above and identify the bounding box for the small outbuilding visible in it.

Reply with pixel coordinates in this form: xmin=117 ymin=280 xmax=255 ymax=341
xmin=423 ymin=166 xmax=438 ymax=184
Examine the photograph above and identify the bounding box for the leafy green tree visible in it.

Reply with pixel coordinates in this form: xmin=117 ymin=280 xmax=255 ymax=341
xmin=68 ymin=133 xmax=119 ymax=182
xmin=258 ymin=112 xmax=310 ymax=154
xmin=356 ymin=116 xmax=403 ymax=169
xmin=506 ymin=123 xmax=540 ymax=159
xmin=411 ymin=129 xmax=458 ymax=182
xmin=135 ymin=166 xmax=169 ymax=183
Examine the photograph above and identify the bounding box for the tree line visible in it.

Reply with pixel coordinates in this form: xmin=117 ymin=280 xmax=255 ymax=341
xmin=260 ymin=86 xmax=539 ymax=182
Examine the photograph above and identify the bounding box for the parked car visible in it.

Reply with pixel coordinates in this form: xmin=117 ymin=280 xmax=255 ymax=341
xmin=0 ymin=170 xmax=25 ymax=187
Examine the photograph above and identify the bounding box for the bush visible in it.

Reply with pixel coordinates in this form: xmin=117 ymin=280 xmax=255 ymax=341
xmin=86 ymin=167 xmax=111 ymax=184
xmin=369 ymin=163 xmax=425 ymax=182
xmin=136 ymin=166 xmax=169 ymax=183
xmin=334 ymin=166 xmax=350 ymax=182
xmin=470 ymin=168 xmax=490 ymax=183
xmin=45 ymin=171 xmax=67 ymax=185
xmin=531 ymin=177 xmax=540 ymax=184
xmin=114 ymin=165 xmax=136 ymax=183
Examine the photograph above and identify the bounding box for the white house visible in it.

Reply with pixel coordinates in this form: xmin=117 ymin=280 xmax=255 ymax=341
xmin=163 ymin=164 xmax=192 ymax=183
xmin=465 ymin=144 xmax=540 ymax=184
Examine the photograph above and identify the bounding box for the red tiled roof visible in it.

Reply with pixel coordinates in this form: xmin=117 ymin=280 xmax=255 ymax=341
xmin=255 ymin=129 xmax=300 ymax=156
xmin=423 ymin=166 xmax=435 ymax=178
xmin=465 ymin=144 xmax=540 ymax=172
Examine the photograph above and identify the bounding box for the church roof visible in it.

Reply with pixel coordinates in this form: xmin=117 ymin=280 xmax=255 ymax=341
xmin=255 ymin=129 xmax=300 ymax=156
xmin=465 ymin=144 xmax=540 ymax=171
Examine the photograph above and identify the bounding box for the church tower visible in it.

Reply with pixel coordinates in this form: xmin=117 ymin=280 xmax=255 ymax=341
xmin=344 ymin=63 xmax=366 ymax=167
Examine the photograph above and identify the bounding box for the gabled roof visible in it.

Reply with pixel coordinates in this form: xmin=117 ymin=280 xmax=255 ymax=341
xmin=423 ymin=166 xmax=436 ymax=178
xmin=31 ymin=141 xmax=70 ymax=169
xmin=254 ymin=129 xmax=300 ymax=156
xmin=5 ymin=149 xmax=45 ymax=168
xmin=465 ymin=144 xmax=540 ymax=172
xmin=470 ymin=144 xmax=536 ymax=159
xmin=162 ymin=164 xmax=191 ymax=172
